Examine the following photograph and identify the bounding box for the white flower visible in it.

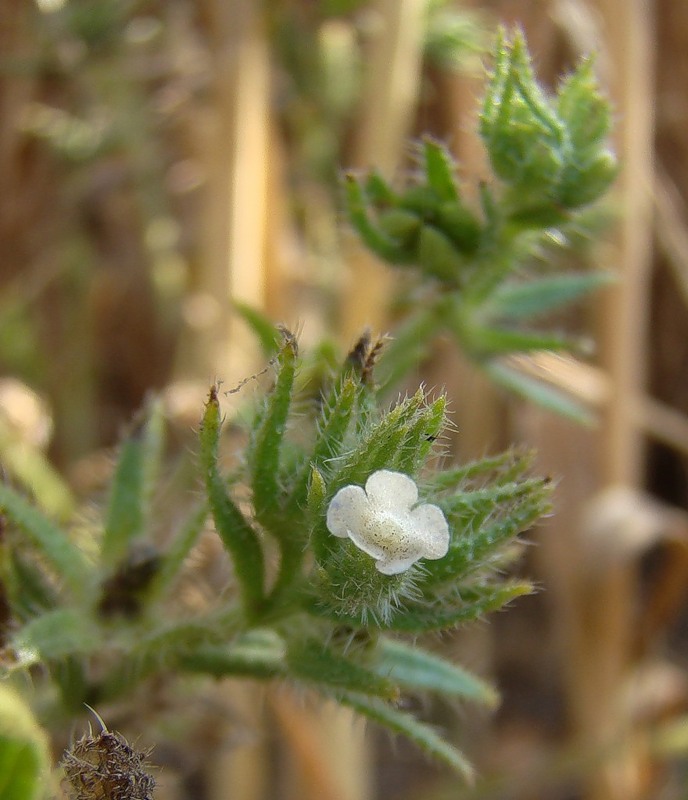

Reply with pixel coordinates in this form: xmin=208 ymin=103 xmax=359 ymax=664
xmin=326 ymin=470 xmax=450 ymax=575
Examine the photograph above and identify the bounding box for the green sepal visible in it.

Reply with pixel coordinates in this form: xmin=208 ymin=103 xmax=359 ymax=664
xmin=0 ymin=686 xmax=51 ymax=800
xmin=343 ymin=175 xmax=414 ymax=264
xmin=248 ymin=333 xmax=297 ymax=527
xmin=556 ymin=149 xmax=618 ymax=209
xmin=363 ymin=170 xmax=396 ymax=206
xmin=488 ymin=272 xmax=614 ymax=320
xmin=199 ymin=386 xmax=265 ymax=617
xmin=374 ymin=638 xmax=498 ymax=706
xmin=484 ymin=361 xmax=594 ymax=424
xmin=101 ymin=431 xmax=145 ymax=569
xmin=287 ymin=639 xmax=399 ymax=701
xmin=0 ymin=483 xmax=90 ymax=602
xmin=557 ymin=58 xmax=612 ymax=152
xmin=377 ymin=208 xmax=422 ymax=249
xmin=417 ymin=224 xmax=465 ymax=283
xmin=335 ymin=690 xmax=475 ymax=781
xmin=422 ymin=137 xmax=459 ymax=202
xmin=436 ymin=201 xmax=482 ymax=254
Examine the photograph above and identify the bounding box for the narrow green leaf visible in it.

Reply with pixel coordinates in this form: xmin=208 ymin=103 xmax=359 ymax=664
xmin=140 ymin=397 xmax=166 ymax=529
xmin=462 ymin=323 xmax=576 ymax=357
xmin=200 ymin=386 xmax=265 ymax=616
xmin=0 ymin=687 xmax=50 ymax=800
xmin=424 ymin=449 xmax=530 ymax=492
xmin=330 ymin=390 xmax=426 ymax=489
xmin=375 ymin=638 xmax=498 ymax=706
xmin=101 ymin=433 xmax=145 ymax=568
xmin=179 ymin=629 xmax=286 ymax=679
xmin=249 ymin=334 xmax=297 ymax=526
xmin=0 ymin=483 xmax=90 ymax=600
xmin=488 ymin=272 xmax=614 ymax=320
xmin=336 ymin=691 xmax=475 ymax=781
xmin=385 ymin=582 xmax=533 ymax=632
xmin=6 ymin=550 xmax=58 ymax=620
xmin=392 ymin=395 xmax=446 ymax=475
xmin=286 ymin=376 xmax=358 ymax=517
xmin=484 ymin=361 xmax=595 ymax=424
xmin=288 ymin=640 xmax=398 ymax=700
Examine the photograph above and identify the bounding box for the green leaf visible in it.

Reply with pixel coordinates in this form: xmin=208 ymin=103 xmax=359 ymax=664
xmin=488 ymin=272 xmax=613 ymax=319
xmin=179 ymin=629 xmax=286 ymax=679
xmin=0 ymin=687 xmax=51 ymax=800
xmin=11 ymin=608 xmax=99 ymax=669
xmin=101 ymin=432 xmax=145 ymax=568
xmin=288 ymin=639 xmax=398 ymax=700
xmin=329 ymin=390 xmax=426 ymax=489
xmin=391 ymin=395 xmax=446 ymax=475
xmin=286 ymin=375 xmax=359 ymax=517
xmin=199 ymin=386 xmax=265 ymax=617
xmin=459 ymin=322 xmax=576 ymax=357
xmin=0 ymin=483 xmax=90 ymax=601
xmin=375 ymin=638 xmax=498 ymax=706
xmin=140 ymin=398 xmax=166 ymax=529
xmin=336 ymin=691 xmax=475 ymax=781
xmin=382 ymin=581 xmax=534 ymax=632
xmin=484 ymin=361 xmax=594 ymax=424
xmin=249 ymin=333 xmax=298 ymax=527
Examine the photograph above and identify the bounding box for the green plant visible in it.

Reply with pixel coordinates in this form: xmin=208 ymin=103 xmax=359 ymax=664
xmin=345 ymin=28 xmax=616 ymax=420
xmin=0 ymin=27 xmax=615 ymax=793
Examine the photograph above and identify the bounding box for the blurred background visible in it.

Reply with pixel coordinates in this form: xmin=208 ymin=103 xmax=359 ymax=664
xmin=2 ymin=1 xmax=688 ymax=799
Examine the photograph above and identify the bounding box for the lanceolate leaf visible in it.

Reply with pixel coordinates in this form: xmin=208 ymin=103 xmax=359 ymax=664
xmin=101 ymin=433 xmax=145 ymax=568
xmin=200 ymin=385 xmax=265 ymax=617
xmin=484 ymin=361 xmax=594 ymax=424
xmin=488 ymin=272 xmax=613 ymax=320
xmin=336 ymin=691 xmax=475 ymax=781
xmin=249 ymin=334 xmax=298 ymax=527
xmin=375 ymin=638 xmax=498 ymax=706
xmin=0 ymin=483 xmax=90 ymax=601
xmin=287 ymin=639 xmax=398 ymax=701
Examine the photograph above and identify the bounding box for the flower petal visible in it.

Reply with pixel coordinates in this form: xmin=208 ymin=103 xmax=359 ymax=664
xmin=326 ymin=485 xmax=368 ymax=538
xmin=375 ymin=553 xmax=421 ymax=576
xmin=365 ymin=470 xmax=418 ymax=511
xmin=410 ymin=503 xmax=450 ymax=558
